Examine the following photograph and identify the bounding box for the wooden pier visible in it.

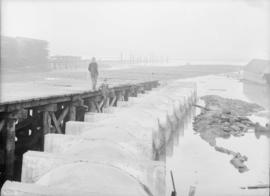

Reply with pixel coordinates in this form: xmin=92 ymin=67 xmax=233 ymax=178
xmin=0 ymin=80 xmax=159 ymax=185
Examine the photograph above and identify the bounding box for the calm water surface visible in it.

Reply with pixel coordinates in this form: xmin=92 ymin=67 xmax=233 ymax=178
xmin=166 ymin=75 xmax=270 ymax=196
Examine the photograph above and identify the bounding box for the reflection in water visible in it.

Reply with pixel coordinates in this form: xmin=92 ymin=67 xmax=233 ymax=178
xmin=165 ymin=106 xmax=195 ymax=159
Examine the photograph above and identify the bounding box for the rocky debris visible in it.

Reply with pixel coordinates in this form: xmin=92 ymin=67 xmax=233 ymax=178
xmin=214 ymin=146 xmax=234 ymax=155
xmin=214 ymin=146 xmax=249 ymax=173
xmin=193 ymin=95 xmax=264 ymax=173
xmin=193 ymin=95 xmax=264 ymax=141
xmin=193 ymin=109 xmax=254 ymax=141
xmin=254 ymin=123 xmax=270 ymax=139
xmin=255 ymin=122 xmax=270 ymax=132
xmin=230 ymin=153 xmax=249 ymax=173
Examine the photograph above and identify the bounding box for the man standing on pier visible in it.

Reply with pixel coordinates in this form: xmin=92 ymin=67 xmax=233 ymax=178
xmin=88 ymin=57 xmax=99 ymax=90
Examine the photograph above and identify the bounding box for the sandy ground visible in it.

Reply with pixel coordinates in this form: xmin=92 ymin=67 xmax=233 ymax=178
xmin=0 ymin=65 xmax=241 ymax=103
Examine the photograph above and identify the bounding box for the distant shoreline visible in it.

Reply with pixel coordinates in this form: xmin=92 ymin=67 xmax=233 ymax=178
xmin=1 ymin=64 xmax=242 ymax=83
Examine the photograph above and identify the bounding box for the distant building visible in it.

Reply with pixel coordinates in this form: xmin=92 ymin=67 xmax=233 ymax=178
xmin=50 ymin=56 xmax=112 ymax=70
xmin=1 ymin=36 xmax=49 ymax=72
xmin=49 ymin=55 xmax=87 ymax=70
xmin=243 ymin=59 xmax=270 ymax=85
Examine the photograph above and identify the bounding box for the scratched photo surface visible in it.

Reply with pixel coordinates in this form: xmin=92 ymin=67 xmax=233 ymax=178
xmin=0 ymin=0 xmax=269 ymax=196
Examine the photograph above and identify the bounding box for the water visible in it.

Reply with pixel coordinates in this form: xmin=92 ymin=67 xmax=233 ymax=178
xmin=166 ymin=74 xmax=270 ymax=196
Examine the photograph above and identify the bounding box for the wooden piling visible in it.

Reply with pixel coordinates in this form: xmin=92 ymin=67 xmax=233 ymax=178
xmin=89 ymin=100 xmax=97 ymax=112
xmin=50 ymin=112 xmax=62 ymax=134
xmin=68 ymin=104 xmax=76 ymax=121
xmin=57 ymin=107 xmax=69 ymax=125
xmin=0 ymin=120 xmax=5 ymax=133
xmin=124 ymin=90 xmax=130 ymax=101
xmin=4 ymin=110 xmax=25 ymax=180
xmin=42 ymin=105 xmax=57 ymax=132
xmin=42 ymin=111 xmax=50 ymax=135
xmin=5 ymin=116 xmax=16 ymax=180
xmin=110 ymin=96 xmax=117 ymax=107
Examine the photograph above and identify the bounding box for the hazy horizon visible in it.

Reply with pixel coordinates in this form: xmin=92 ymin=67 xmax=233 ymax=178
xmin=1 ymin=0 xmax=270 ymax=64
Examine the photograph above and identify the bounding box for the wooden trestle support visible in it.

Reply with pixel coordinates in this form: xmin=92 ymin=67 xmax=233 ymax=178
xmin=0 ymin=81 xmax=158 ymax=186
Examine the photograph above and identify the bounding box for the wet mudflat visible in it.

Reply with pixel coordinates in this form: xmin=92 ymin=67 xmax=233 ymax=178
xmin=166 ymin=74 xmax=270 ymax=196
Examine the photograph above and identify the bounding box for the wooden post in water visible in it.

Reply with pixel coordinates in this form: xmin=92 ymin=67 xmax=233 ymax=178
xmin=170 ymin=170 xmax=177 ymax=196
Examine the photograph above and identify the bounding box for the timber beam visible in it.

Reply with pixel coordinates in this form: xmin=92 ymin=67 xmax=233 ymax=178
xmin=109 ymin=90 xmax=118 ymax=107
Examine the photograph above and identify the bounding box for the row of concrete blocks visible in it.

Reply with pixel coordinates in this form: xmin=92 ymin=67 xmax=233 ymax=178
xmin=1 ymin=82 xmax=197 ymax=196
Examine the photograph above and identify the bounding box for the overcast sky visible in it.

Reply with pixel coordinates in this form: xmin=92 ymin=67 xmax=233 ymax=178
xmin=1 ymin=0 xmax=270 ymax=64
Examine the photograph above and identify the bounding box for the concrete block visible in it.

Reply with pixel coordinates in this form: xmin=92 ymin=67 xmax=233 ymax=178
xmin=84 ymin=112 xmax=114 ymax=123
xmin=65 ymin=121 xmax=108 ymax=135
xmin=65 ymin=121 xmax=90 ymax=135
xmin=21 ymin=150 xmax=165 ymax=196
xmin=35 ymin=162 xmax=152 ymax=196
xmin=44 ymin=134 xmax=82 ymax=153
xmin=21 ymin=151 xmax=72 ymax=183
xmin=45 ymin=130 xmax=155 ymax=159
xmin=116 ymin=100 xmax=129 ymax=107
xmin=1 ymin=181 xmax=143 ymax=196
xmin=102 ymin=107 xmax=116 ymax=113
